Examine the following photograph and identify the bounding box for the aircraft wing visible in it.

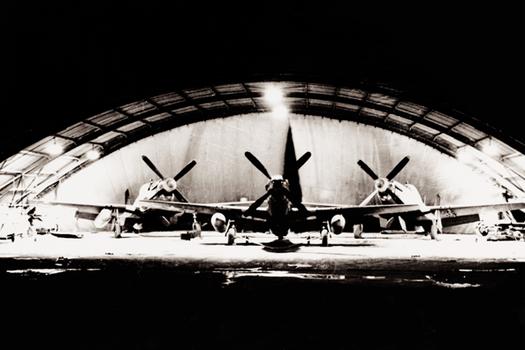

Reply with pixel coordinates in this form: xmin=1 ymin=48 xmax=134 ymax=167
xmin=140 ymin=199 xmax=424 ymax=221
xmin=34 ymin=200 xmax=131 ymax=211
xmin=308 ymin=203 xmax=424 ymax=221
xmin=427 ymin=200 xmax=525 ymax=226
xmin=138 ymin=199 xmax=268 ymax=219
xmin=32 ymin=200 xmax=139 ymax=220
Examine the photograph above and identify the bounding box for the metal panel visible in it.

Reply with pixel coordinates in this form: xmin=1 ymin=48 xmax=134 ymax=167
xmin=367 ymin=93 xmax=398 ymax=107
xmin=183 ymin=87 xmax=215 ymax=99
xmin=335 ymin=102 xmax=359 ymax=112
xmin=120 ymin=101 xmax=157 ymax=116
xmin=337 ymin=88 xmax=366 ymax=100
xmin=453 ymin=123 xmax=487 ymax=142
xmin=88 ymin=111 xmax=128 ymax=127
xmin=144 ymin=112 xmax=172 ymax=123
xmin=436 ymin=133 xmax=465 ymax=147
xmin=58 ymin=122 xmax=99 ymax=139
xmin=117 ymin=121 xmax=147 ymax=133
xmin=172 ymin=105 xmax=198 ymax=114
xmin=424 ymin=111 xmax=459 ymax=127
xmin=199 ymin=101 xmax=227 ymax=109
xmin=411 ymin=123 xmax=440 ymax=136
xmin=150 ymin=92 xmax=185 ymax=106
xmin=395 ymin=101 xmax=428 ymax=116
xmin=91 ymin=131 xmax=124 ymax=144
xmin=308 ymin=83 xmax=335 ymax=95
xmin=214 ymin=84 xmax=246 ymax=95
xmin=386 ymin=113 xmax=412 ymax=125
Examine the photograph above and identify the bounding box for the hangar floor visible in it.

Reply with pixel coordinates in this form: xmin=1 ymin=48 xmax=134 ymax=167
xmin=1 ymin=231 xmax=524 ymax=349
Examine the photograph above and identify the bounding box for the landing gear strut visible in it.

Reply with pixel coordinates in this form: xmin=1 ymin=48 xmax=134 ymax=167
xmin=226 ymin=221 xmax=237 ymax=245
xmin=353 ymin=223 xmax=363 ymax=239
xmin=320 ymin=223 xmax=329 ymax=246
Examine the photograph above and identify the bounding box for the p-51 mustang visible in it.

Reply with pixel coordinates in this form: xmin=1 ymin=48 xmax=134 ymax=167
xmin=138 ymin=151 xmax=525 ymax=247
xmin=355 ymin=156 xmax=525 ymax=238
xmin=35 ymin=155 xmax=199 ymax=237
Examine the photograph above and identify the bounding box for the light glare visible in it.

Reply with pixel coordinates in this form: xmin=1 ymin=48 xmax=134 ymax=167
xmin=86 ymin=149 xmax=101 ymax=160
xmin=264 ymin=85 xmax=284 ymax=107
xmin=47 ymin=143 xmax=64 ymax=156
xmin=272 ymin=105 xmax=289 ymax=119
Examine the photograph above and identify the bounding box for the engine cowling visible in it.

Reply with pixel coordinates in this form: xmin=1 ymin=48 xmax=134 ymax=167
xmin=211 ymin=213 xmax=227 ymax=233
xmin=94 ymin=209 xmax=113 ymax=229
xmin=330 ymin=214 xmax=346 ymax=235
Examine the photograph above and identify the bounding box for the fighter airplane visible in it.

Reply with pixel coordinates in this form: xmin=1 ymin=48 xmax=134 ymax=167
xmin=355 ymin=156 xmax=525 ymax=239
xmin=139 ymin=151 xmax=516 ymax=247
xmin=35 ymin=155 xmax=198 ymax=237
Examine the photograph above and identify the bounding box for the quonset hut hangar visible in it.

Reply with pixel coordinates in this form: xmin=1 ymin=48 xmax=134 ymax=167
xmin=1 ymin=81 xmax=524 ymax=232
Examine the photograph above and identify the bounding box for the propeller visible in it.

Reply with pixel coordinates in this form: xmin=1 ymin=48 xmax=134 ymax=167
xmin=244 ymin=150 xmax=312 ymax=214
xmin=174 ymin=160 xmax=197 ymax=181
xmin=386 ymin=156 xmax=410 ymax=181
xmin=244 ymin=191 xmax=272 ymax=216
xmin=173 ymin=189 xmax=189 ymax=203
xmin=142 ymin=155 xmax=165 ymax=179
xmin=357 ymin=160 xmax=379 ymax=180
xmin=245 ymin=152 xmax=272 ymax=179
xmin=296 ymin=151 xmax=312 ymax=170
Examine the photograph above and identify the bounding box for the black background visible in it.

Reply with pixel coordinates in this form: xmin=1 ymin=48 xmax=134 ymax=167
xmin=1 ymin=1 xmax=524 ymax=158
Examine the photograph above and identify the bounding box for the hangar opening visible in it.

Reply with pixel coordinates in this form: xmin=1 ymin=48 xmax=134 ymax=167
xmin=1 ymin=81 xmax=525 ymax=248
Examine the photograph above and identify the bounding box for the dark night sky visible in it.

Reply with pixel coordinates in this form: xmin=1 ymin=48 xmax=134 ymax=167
xmin=2 ymin=1 xmax=524 ymax=158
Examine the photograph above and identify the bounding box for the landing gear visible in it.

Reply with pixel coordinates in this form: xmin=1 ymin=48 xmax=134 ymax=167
xmin=320 ymin=225 xmax=329 ymax=246
xmin=353 ymin=223 xmax=364 ymax=239
xmin=113 ymin=223 xmax=122 ymax=238
xmin=191 ymin=213 xmax=202 ymax=239
xmin=226 ymin=222 xmax=237 ymax=245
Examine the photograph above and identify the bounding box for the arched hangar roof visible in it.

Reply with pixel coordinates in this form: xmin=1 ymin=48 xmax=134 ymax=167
xmin=1 ymin=81 xmax=525 ymax=204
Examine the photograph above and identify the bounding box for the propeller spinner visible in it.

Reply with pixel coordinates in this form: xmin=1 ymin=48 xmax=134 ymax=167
xmin=357 ymin=156 xmax=410 ymax=204
xmin=141 ymin=155 xmax=196 ymax=202
xmin=243 ymin=151 xmax=311 ymax=214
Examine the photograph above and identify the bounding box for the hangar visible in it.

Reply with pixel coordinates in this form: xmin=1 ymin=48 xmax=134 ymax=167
xmin=1 ymin=2 xmax=523 ymax=350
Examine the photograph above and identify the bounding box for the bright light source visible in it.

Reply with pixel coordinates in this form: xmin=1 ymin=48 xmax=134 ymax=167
xmin=86 ymin=149 xmax=101 ymax=160
xmin=272 ymin=105 xmax=289 ymax=119
xmin=481 ymin=140 xmax=499 ymax=157
xmin=47 ymin=143 xmax=63 ymax=156
xmin=456 ymin=147 xmax=478 ymax=164
xmin=264 ymin=84 xmax=284 ymax=107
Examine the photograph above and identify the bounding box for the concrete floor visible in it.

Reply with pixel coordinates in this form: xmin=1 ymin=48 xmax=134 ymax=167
xmin=1 ymin=230 xmax=524 ymax=262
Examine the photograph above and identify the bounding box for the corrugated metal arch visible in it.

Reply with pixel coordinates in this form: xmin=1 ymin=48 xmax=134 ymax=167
xmin=1 ymin=81 xmax=524 ymax=203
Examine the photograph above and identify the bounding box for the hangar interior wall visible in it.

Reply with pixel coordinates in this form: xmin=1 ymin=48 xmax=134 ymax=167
xmin=43 ymin=113 xmax=504 ymax=230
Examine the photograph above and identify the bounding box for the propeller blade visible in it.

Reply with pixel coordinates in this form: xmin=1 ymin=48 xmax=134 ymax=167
xmin=244 ymin=191 xmax=271 ymax=216
xmin=359 ymin=189 xmax=378 ymax=206
xmin=357 ymin=160 xmax=379 ymax=180
xmin=124 ymin=189 xmax=130 ymax=205
xmin=141 ymin=155 xmax=165 ymax=179
xmin=386 ymin=156 xmax=410 ymax=181
xmin=244 ymin=152 xmax=271 ymax=179
xmin=296 ymin=151 xmax=312 ymax=170
xmin=174 ymin=160 xmax=197 ymax=181
xmin=173 ymin=189 xmax=189 ymax=203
